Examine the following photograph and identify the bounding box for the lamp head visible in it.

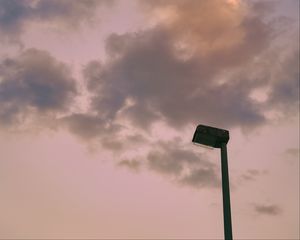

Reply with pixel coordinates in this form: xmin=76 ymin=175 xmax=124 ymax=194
xmin=192 ymin=124 xmax=229 ymax=148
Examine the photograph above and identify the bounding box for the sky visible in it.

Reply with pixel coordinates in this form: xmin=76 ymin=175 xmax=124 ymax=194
xmin=0 ymin=0 xmax=299 ymax=239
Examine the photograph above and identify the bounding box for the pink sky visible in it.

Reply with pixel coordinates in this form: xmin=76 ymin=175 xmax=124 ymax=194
xmin=0 ymin=0 xmax=299 ymax=239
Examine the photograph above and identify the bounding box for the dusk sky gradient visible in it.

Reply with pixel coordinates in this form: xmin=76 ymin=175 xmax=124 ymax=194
xmin=0 ymin=0 xmax=299 ymax=239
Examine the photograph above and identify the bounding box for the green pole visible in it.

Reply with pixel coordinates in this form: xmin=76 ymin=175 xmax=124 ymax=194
xmin=220 ymin=143 xmax=233 ymax=240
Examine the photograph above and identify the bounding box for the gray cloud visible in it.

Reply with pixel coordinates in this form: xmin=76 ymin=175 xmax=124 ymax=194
xmin=284 ymin=148 xmax=299 ymax=158
xmin=146 ymin=141 xmax=220 ymax=189
xmin=253 ymin=203 xmax=282 ymax=216
xmin=0 ymin=0 xmax=29 ymax=36
xmin=61 ymin=113 xmax=121 ymax=140
xmin=61 ymin=109 xmax=220 ymax=190
xmin=147 ymin=150 xmax=183 ymax=175
xmin=61 ymin=113 xmax=127 ymax=153
xmin=0 ymin=48 xmax=76 ymax=127
xmin=0 ymin=0 xmax=112 ymax=41
xmin=240 ymin=169 xmax=268 ymax=181
xmin=1 ymin=0 xmax=297 ymax=193
xmin=179 ymin=168 xmax=220 ymax=188
xmin=118 ymin=159 xmax=141 ymax=171
xmin=61 ymin=112 xmax=150 ymax=153
xmin=283 ymin=148 xmax=299 ymax=165
xmin=266 ymin=50 xmax=299 ymax=114
xmin=82 ymin=1 xmax=298 ymax=132
xmin=62 ymin=0 xmax=299 ymax=189
xmin=85 ymin=27 xmax=267 ymax=130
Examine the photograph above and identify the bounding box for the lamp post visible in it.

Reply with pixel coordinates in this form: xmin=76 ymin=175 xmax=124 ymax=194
xmin=192 ymin=124 xmax=233 ymax=240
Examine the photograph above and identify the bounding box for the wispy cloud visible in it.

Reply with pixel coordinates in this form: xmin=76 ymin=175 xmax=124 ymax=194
xmin=284 ymin=148 xmax=299 ymax=158
xmin=283 ymin=147 xmax=299 ymax=165
xmin=240 ymin=169 xmax=268 ymax=182
xmin=118 ymin=159 xmax=141 ymax=172
xmin=253 ymin=203 xmax=282 ymax=216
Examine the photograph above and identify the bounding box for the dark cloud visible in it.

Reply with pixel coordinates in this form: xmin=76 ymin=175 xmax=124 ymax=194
xmin=61 ymin=113 xmax=121 ymax=140
xmin=0 ymin=0 xmax=297 ymax=193
xmin=61 ymin=112 xmax=150 ymax=153
xmin=179 ymin=168 xmax=220 ymax=188
xmin=0 ymin=0 xmax=112 ymax=41
xmin=147 ymin=150 xmax=183 ymax=175
xmin=82 ymin=1 xmax=298 ymax=132
xmin=146 ymin=141 xmax=220 ymax=189
xmin=64 ymin=135 xmax=219 ymax=189
xmin=266 ymin=50 xmax=299 ymax=114
xmin=0 ymin=48 xmax=76 ymax=127
xmin=61 ymin=113 xmax=127 ymax=152
xmin=0 ymin=0 xmax=30 ymax=35
xmin=253 ymin=203 xmax=282 ymax=216
xmin=67 ymin=0 xmax=299 ymax=189
xmin=85 ymin=28 xmax=267 ymax=130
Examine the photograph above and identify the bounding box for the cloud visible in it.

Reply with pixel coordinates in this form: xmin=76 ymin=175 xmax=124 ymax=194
xmin=240 ymin=169 xmax=268 ymax=181
xmin=82 ymin=0 xmax=299 ymax=134
xmin=141 ymin=0 xmax=273 ymax=62
xmin=266 ymin=50 xmax=299 ymax=114
xmin=61 ymin=113 xmax=122 ymax=140
xmin=85 ymin=27 xmax=266 ymax=130
xmin=118 ymin=159 xmax=141 ymax=171
xmin=1 ymin=0 xmax=298 ymax=192
xmin=253 ymin=203 xmax=282 ymax=216
xmin=0 ymin=0 xmax=112 ymax=41
xmin=179 ymin=168 xmax=220 ymax=188
xmin=61 ymin=0 xmax=298 ymax=189
xmin=61 ymin=112 xmax=151 ymax=154
xmin=283 ymin=148 xmax=299 ymax=165
xmin=284 ymin=148 xmax=299 ymax=158
xmin=0 ymin=48 xmax=76 ymax=127
xmin=146 ymin=140 xmax=220 ymax=189
xmin=61 ymin=111 xmax=222 ymax=190
xmin=147 ymin=150 xmax=183 ymax=175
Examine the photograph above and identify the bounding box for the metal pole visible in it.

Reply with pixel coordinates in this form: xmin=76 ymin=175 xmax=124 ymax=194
xmin=220 ymin=143 xmax=233 ymax=240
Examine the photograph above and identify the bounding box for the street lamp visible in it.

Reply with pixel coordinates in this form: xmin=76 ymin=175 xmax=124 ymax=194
xmin=192 ymin=124 xmax=233 ymax=240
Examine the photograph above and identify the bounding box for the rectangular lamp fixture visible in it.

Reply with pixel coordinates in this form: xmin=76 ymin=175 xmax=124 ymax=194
xmin=192 ymin=124 xmax=229 ymax=148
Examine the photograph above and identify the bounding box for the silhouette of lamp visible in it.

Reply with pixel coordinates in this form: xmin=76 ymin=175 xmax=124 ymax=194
xmin=192 ymin=124 xmax=233 ymax=240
